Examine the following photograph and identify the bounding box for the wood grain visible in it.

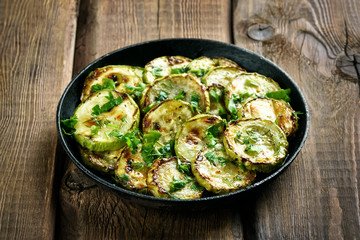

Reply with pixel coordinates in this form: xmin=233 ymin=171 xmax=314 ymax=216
xmin=233 ymin=0 xmax=360 ymax=239
xmin=0 ymin=0 xmax=79 ymax=239
xmin=57 ymin=0 xmax=235 ymax=239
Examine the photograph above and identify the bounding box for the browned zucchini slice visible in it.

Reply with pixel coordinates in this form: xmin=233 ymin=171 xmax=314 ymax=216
xmin=147 ymin=157 xmax=204 ymax=199
xmin=142 ymin=99 xmax=197 ymax=145
xmin=81 ymin=65 xmax=144 ymax=102
xmin=192 ymin=147 xmax=256 ymax=194
xmin=224 ymin=118 xmax=288 ymax=173
xmin=241 ymin=97 xmax=298 ymax=137
xmin=79 ymin=146 xmax=121 ymax=174
xmin=115 ymin=145 xmax=148 ymax=194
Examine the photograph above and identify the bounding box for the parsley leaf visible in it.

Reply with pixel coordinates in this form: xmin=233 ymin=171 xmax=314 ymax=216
xmin=125 ymin=83 xmax=146 ymax=98
xmin=174 ymin=90 xmax=186 ymax=100
xmin=204 ymin=151 xmax=228 ymax=166
xmin=177 ymin=158 xmax=192 ymax=176
xmin=228 ymin=92 xmax=252 ymax=119
xmin=265 ymin=89 xmax=291 ymax=102
xmin=209 ymin=88 xmax=222 ymax=103
xmin=190 ymin=68 xmax=207 ymax=77
xmin=91 ymin=92 xmax=123 ymax=116
xmin=190 ymin=182 xmax=205 ymax=191
xmin=109 ymin=129 xmax=141 ymax=154
xmin=117 ymin=174 xmax=129 ymax=183
xmin=245 ymin=144 xmax=262 ymax=154
xmin=151 ymin=67 xmax=163 ymax=77
xmin=60 ymin=116 xmax=78 ymax=135
xmin=190 ymin=94 xmax=200 ymax=113
xmin=154 ymin=90 xmax=169 ymax=102
xmin=141 ymin=131 xmax=162 ymax=167
xmin=169 ymin=177 xmax=191 ymax=193
xmin=91 ymin=78 xmax=116 ymax=92
xmin=171 ymin=67 xmax=188 ymax=74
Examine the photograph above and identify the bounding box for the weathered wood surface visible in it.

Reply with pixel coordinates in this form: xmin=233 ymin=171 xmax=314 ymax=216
xmin=0 ymin=0 xmax=79 ymax=239
xmin=0 ymin=0 xmax=359 ymax=239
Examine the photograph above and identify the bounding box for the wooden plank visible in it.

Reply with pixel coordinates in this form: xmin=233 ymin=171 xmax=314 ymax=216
xmin=0 ymin=0 xmax=79 ymax=239
xmin=57 ymin=0 xmax=236 ymax=239
xmin=233 ymin=0 xmax=360 ymax=239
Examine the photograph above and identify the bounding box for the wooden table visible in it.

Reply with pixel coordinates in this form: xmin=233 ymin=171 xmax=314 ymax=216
xmin=1 ymin=0 xmax=359 ymax=239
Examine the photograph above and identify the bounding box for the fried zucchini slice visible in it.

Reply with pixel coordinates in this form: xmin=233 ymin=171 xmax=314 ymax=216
xmin=81 ymin=65 xmax=144 ymax=102
xmin=115 ymin=145 xmax=148 ymax=194
xmin=140 ymin=74 xmax=210 ymax=113
xmin=224 ymin=118 xmax=288 ymax=173
xmin=147 ymin=157 xmax=203 ymax=199
xmin=224 ymin=72 xmax=281 ymax=118
xmin=175 ymin=114 xmax=225 ymax=163
xmin=187 ymin=56 xmax=216 ymax=80
xmin=241 ymin=97 xmax=298 ymax=137
xmin=202 ymin=66 xmax=245 ymax=87
xmin=79 ymin=146 xmax=122 ymax=174
xmin=73 ymin=90 xmax=140 ymax=151
xmin=142 ymin=99 xmax=197 ymax=145
xmin=143 ymin=56 xmax=192 ymax=84
xmin=192 ymin=147 xmax=256 ymax=194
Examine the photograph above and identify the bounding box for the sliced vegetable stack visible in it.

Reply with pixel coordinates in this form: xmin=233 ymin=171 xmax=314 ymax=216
xmin=61 ymin=55 xmax=300 ymax=199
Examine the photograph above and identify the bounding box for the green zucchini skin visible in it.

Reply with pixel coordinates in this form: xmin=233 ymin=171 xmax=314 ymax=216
xmin=192 ymin=147 xmax=256 ymax=195
xmin=174 ymin=114 xmax=225 ymax=163
xmin=115 ymin=145 xmax=149 ymax=194
xmin=81 ymin=65 xmax=144 ymax=102
xmin=224 ymin=72 xmax=281 ymax=117
xmin=79 ymin=146 xmax=122 ymax=174
xmin=73 ymin=90 xmax=140 ymax=152
xmin=147 ymin=157 xmax=203 ymax=199
xmin=142 ymin=99 xmax=197 ymax=145
xmin=140 ymin=74 xmax=210 ymax=113
xmin=224 ymin=118 xmax=288 ymax=173
xmin=143 ymin=56 xmax=192 ymax=84
xmin=241 ymin=97 xmax=298 ymax=138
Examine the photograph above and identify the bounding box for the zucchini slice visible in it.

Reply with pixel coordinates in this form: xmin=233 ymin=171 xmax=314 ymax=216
xmin=115 ymin=145 xmax=148 ymax=194
xmin=202 ymin=66 xmax=245 ymax=87
xmin=175 ymin=114 xmax=225 ymax=163
xmin=224 ymin=118 xmax=288 ymax=173
xmin=140 ymin=74 xmax=210 ymax=113
xmin=79 ymin=146 xmax=122 ymax=174
xmin=224 ymin=72 xmax=281 ymax=118
xmin=147 ymin=157 xmax=203 ymax=199
xmin=73 ymin=90 xmax=140 ymax=151
xmin=192 ymin=147 xmax=256 ymax=194
xmin=142 ymin=99 xmax=197 ymax=145
xmin=241 ymin=97 xmax=298 ymax=137
xmin=187 ymin=56 xmax=216 ymax=80
xmin=143 ymin=56 xmax=192 ymax=84
xmin=81 ymin=65 xmax=144 ymax=102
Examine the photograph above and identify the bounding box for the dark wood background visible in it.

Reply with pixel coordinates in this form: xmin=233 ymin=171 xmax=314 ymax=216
xmin=1 ymin=0 xmax=359 ymax=239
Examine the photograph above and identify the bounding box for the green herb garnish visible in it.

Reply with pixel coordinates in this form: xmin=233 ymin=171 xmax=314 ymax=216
xmin=151 ymin=67 xmax=163 ymax=77
xmin=174 ymin=90 xmax=186 ymax=100
xmin=91 ymin=78 xmax=116 ymax=92
xmin=91 ymin=91 xmax=123 ymax=116
xmin=125 ymin=83 xmax=146 ymax=98
xmin=265 ymin=89 xmax=291 ymax=102
xmin=60 ymin=116 xmax=78 ymax=135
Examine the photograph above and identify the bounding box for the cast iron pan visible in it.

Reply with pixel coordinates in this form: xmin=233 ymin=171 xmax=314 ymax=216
xmin=56 ymin=38 xmax=309 ymax=210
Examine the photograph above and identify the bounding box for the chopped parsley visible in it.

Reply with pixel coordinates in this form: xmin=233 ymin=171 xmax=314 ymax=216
xmin=109 ymin=129 xmax=141 ymax=154
xmin=91 ymin=78 xmax=116 ymax=92
xmin=209 ymin=87 xmax=222 ymax=103
xmin=177 ymin=158 xmax=192 ymax=176
xmin=190 ymin=94 xmax=200 ymax=113
xmin=169 ymin=177 xmax=191 ymax=193
xmin=117 ymin=174 xmax=129 ymax=183
xmin=228 ymin=92 xmax=252 ymax=119
xmin=174 ymin=90 xmax=186 ymax=100
xmin=190 ymin=68 xmax=207 ymax=77
xmin=171 ymin=67 xmax=189 ymax=74
xmin=265 ymin=89 xmax=291 ymax=102
xmin=204 ymin=151 xmax=228 ymax=166
xmin=91 ymin=91 xmax=123 ymax=116
xmin=125 ymin=83 xmax=146 ymax=98
xmin=151 ymin=67 xmax=163 ymax=77
xmin=60 ymin=116 xmax=78 ymax=135
xmin=154 ymin=90 xmax=169 ymax=102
